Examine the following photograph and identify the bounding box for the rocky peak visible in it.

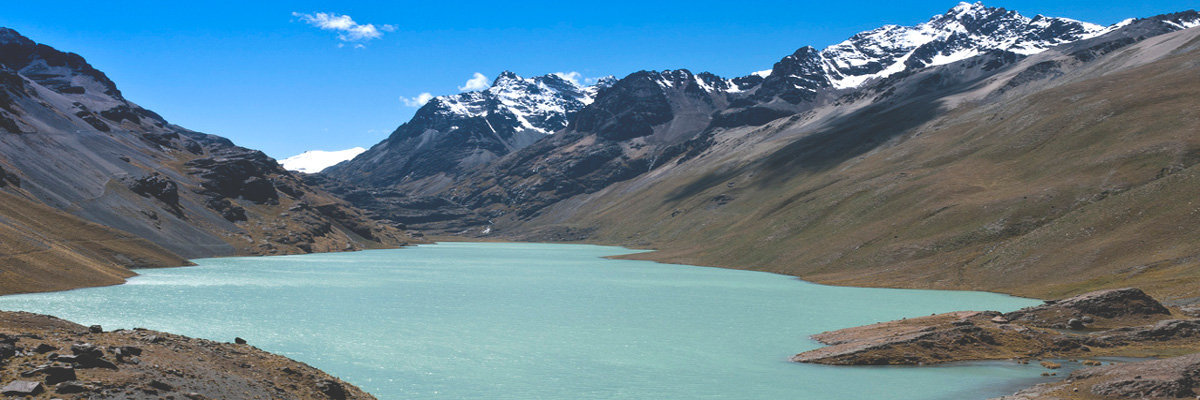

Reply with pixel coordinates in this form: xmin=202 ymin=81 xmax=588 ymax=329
xmin=744 ymin=2 xmax=1110 ymax=104
xmin=491 ymin=70 xmax=521 ymax=87
xmin=0 ymin=27 xmax=124 ymax=100
xmin=323 ymin=70 xmax=616 ymax=185
xmin=753 ymin=46 xmax=831 ymax=103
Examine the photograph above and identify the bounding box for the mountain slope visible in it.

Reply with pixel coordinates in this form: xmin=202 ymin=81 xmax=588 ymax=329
xmin=322 ymin=2 xmax=1140 ymax=234
xmin=501 ymin=15 xmax=1200 ymax=300
xmin=323 ymin=72 xmax=613 ymax=193
xmin=0 ymin=27 xmax=419 ymax=293
xmin=0 ymin=189 xmax=187 ymax=295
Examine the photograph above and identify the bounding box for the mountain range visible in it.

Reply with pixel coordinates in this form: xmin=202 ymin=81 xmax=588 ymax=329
xmin=316 ymin=3 xmax=1200 ymax=301
xmin=0 ymin=27 xmax=419 ymax=294
xmin=3 ymin=2 xmax=1199 ymax=303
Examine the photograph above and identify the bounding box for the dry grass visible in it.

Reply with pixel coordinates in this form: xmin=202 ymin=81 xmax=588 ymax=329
xmin=528 ymin=33 xmax=1200 ymax=301
xmin=0 ymin=191 xmax=188 ymax=295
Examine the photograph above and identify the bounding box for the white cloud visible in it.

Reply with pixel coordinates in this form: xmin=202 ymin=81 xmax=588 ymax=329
xmin=553 ymin=71 xmax=583 ymax=85
xmin=292 ymin=12 xmax=395 ymax=43
xmin=401 ymin=92 xmax=434 ymax=107
xmin=458 ymin=72 xmax=490 ymax=91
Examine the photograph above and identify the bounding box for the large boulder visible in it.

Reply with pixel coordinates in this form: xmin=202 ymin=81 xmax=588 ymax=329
xmin=127 ymin=174 xmax=180 ymax=207
xmin=1 ymin=380 xmax=43 ymax=396
xmin=1004 ymin=288 xmax=1171 ymax=329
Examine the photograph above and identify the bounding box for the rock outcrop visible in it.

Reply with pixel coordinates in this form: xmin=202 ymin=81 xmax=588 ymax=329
xmin=793 ymin=288 xmax=1196 ymax=366
xmin=996 ymin=353 xmax=1200 ymax=399
xmin=0 ymin=310 xmax=375 ymax=399
xmin=1004 ymin=288 xmax=1172 ymax=329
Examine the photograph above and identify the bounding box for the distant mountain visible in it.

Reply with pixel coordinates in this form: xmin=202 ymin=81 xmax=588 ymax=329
xmin=281 ymin=147 xmax=366 ymax=173
xmin=317 ymin=4 xmax=1200 ymax=301
xmin=322 ymin=72 xmax=615 ymax=192
xmin=0 ymin=27 xmax=418 ymax=293
xmin=741 ymin=1 xmax=1111 ymax=105
xmin=321 ymin=2 xmax=1147 ymax=229
xmin=326 ymin=3 xmax=1132 ymax=197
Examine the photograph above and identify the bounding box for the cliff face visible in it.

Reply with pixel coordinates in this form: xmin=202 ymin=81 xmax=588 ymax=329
xmin=0 ymin=27 xmax=421 ymax=294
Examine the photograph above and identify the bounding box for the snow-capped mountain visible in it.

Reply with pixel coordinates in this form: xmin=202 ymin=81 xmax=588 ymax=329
xmin=323 ymin=71 xmax=615 ymax=188
xmin=280 ymin=147 xmax=366 ymax=173
xmin=323 ymin=2 xmax=1198 ymax=211
xmin=435 ymin=71 xmax=615 ymax=136
xmin=744 ymin=2 xmax=1111 ymax=103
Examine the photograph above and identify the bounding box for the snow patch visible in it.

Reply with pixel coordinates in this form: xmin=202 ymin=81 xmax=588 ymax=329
xmin=280 ymin=147 xmax=367 ymax=173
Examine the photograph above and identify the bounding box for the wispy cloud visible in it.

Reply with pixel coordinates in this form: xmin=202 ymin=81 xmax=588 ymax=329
xmin=292 ymin=12 xmax=396 ymax=44
xmin=553 ymin=72 xmax=584 ymax=85
xmin=401 ymin=92 xmax=434 ymax=107
xmin=458 ymin=73 xmax=490 ymax=91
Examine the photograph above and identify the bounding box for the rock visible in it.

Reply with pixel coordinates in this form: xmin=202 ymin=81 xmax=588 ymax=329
xmin=0 ymin=343 xmax=15 ymax=359
xmin=1067 ymin=318 xmax=1085 ymax=329
xmin=1080 ymin=353 xmax=1200 ymax=398
xmin=234 ymin=337 xmax=247 ymax=345
xmin=55 ymin=380 xmax=90 ymax=394
xmin=71 ymin=343 xmax=101 ymax=358
xmin=111 ymin=345 xmax=142 ymax=357
xmin=148 ymin=379 xmax=172 ymax=391
xmin=21 ymin=364 xmax=76 ymax=385
xmin=991 ymin=316 xmax=1009 ymax=324
xmin=204 ymin=197 xmax=247 ymax=222
xmin=88 ymin=324 xmax=103 ymax=333
xmin=1 ymin=380 xmax=44 ymax=396
xmin=1081 ymin=315 xmax=1094 ymax=323
xmin=67 ymin=343 xmax=117 ymax=369
xmin=316 ymin=379 xmax=347 ymax=400
xmin=34 ymin=343 xmax=58 ymax=353
xmin=1004 ymin=288 xmax=1170 ymax=328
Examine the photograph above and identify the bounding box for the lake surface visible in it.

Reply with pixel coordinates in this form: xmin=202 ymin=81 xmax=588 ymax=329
xmin=0 ymin=242 xmax=1059 ymax=399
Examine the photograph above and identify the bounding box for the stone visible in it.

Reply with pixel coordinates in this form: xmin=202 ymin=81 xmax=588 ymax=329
xmin=88 ymin=324 xmax=103 ymax=333
xmin=34 ymin=343 xmax=58 ymax=353
xmin=1068 ymin=318 xmax=1085 ymax=329
xmin=21 ymin=364 xmax=76 ymax=385
xmin=67 ymin=343 xmax=117 ymax=369
xmin=148 ymin=379 xmax=172 ymax=391
xmin=55 ymin=380 xmax=90 ymax=394
xmin=111 ymin=345 xmax=142 ymax=360
xmin=316 ymin=379 xmax=347 ymax=400
xmin=1 ymin=380 xmax=44 ymax=396
xmin=234 ymin=337 xmax=247 ymax=345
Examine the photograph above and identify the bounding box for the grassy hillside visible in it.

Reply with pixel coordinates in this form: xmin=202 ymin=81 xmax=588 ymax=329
xmin=0 ymin=190 xmax=188 ymax=295
xmin=516 ymin=29 xmax=1200 ymax=301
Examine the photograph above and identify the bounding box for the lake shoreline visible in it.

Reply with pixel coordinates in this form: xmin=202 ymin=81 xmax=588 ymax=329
xmin=0 ymin=242 xmax=1059 ymax=399
xmin=6 ymin=242 xmax=1198 ymax=399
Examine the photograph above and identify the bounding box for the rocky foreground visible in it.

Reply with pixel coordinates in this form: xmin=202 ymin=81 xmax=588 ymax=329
xmin=793 ymin=288 xmax=1200 ymax=399
xmin=0 ymin=311 xmax=373 ymax=399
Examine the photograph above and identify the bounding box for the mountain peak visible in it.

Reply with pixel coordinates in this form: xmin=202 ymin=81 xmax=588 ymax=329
xmin=946 ymin=1 xmax=988 ymax=17
xmin=0 ymin=27 xmax=33 ymax=46
xmin=492 ymin=70 xmax=522 ymax=86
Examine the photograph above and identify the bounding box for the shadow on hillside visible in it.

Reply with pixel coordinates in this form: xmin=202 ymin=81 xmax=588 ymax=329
xmin=664 ymin=71 xmax=984 ymax=203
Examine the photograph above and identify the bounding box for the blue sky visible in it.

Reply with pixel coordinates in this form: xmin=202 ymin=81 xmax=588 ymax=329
xmin=1 ymin=1 xmax=1195 ymax=159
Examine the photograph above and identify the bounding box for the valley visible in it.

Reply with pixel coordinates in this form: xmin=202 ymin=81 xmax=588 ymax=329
xmin=1 ymin=2 xmax=1199 ymax=399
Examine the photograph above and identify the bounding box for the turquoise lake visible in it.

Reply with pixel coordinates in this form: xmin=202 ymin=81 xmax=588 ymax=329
xmin=0 ymin=242 xmax=1059 ymax=399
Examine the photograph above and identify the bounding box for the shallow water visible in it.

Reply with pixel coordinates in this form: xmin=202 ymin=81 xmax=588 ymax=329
xmin=0 ymin=242 xmax=1063 ymax=399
